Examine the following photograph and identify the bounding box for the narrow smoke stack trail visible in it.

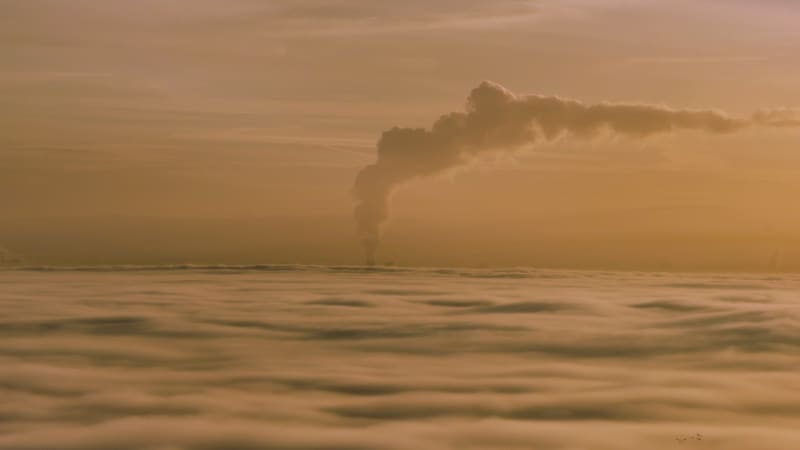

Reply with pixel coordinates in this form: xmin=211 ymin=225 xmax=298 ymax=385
xmin=353 ymin=81 xmax=799 ymax=265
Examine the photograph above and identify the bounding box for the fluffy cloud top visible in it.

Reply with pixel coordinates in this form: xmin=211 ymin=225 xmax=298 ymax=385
xmin=1 ymin=267 xmax=800 ymax=449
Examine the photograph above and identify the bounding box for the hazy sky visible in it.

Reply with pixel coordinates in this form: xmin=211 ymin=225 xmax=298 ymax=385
xmin=2 ymin=0 xmax=800 ymax=266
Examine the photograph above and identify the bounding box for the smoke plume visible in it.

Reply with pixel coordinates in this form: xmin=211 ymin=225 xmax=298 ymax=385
xmin=353 ymin=81 xmax=796 ymax=264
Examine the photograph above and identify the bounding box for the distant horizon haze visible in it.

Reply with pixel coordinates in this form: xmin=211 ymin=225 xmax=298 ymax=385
xmin=2 ymin=209 xmax=799 ymax=271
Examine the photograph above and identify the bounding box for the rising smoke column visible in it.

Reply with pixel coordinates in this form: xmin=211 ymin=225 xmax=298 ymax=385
xmin=353 ymin=81 xmax=793 ymax=265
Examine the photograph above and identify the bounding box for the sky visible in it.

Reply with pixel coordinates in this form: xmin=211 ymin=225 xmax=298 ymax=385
xmin=2 ymin=0 xmax=800 ymax=268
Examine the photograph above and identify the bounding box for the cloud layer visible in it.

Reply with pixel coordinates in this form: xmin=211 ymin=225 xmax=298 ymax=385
xmin=2 ymin=267 xmax=800 ymax=449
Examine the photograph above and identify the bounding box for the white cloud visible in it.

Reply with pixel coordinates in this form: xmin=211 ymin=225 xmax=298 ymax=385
xmin=1 ymin=267 xmax=800 ymax=449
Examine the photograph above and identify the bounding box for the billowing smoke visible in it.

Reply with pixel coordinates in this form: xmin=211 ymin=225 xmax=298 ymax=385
xmin=353 ymin=81 xmax=796 ymax=265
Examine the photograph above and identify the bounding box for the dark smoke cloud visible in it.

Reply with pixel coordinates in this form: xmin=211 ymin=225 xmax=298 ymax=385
xmin=353 ymin=81 xmax=797 ymax=264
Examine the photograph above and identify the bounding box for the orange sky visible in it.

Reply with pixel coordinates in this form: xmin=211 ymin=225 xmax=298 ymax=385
xmin=2 ymin=0 xmax=800 ymax=268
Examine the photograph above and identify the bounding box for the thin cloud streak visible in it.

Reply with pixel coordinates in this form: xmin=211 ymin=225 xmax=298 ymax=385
xmin=626 ymin=56 xmax=770 ymax=65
